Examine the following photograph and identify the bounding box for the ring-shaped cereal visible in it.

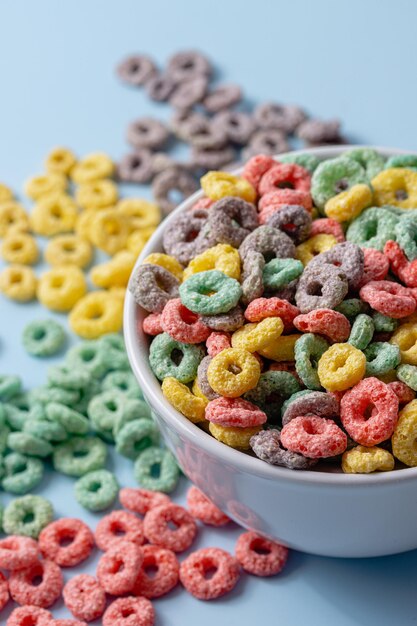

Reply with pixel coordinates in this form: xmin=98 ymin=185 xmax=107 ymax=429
xmin=30 ymin=194 xmax=78 ymax=236
xmin=391 ymin=323 xmax=417 ymax=365
xmin=317 ymin=343 xmax=366 ymax=392
xmin=205 ymin=396 xmax=267 ymax=428
xmin=75 ymin=179 xmax=118 ymax=210
xmin=133 ymin=544 xmax=179 ymax=598
xmin=309 ymin=217 xmax=345 ymax=242
xmin=392 ymin=399 xmax=417 ymax=466
xmin=201 ymin=171 xmax=256 ymax=203
xmin=90 ymin=250 xmax=136 ymax=289
xmin=71 ymin=152 xmax=114 ymax=183
xmin=161 ymin=298 xmax=211 ymax=344
xmin=348 ymin=313 xmax=374 ymax=350
xmin=359 ymin=248 xmax=390 ymax=286
xmin=311 ymin=156 xmax=369 ymax=209
xmin=143 ymin=253 xmax=184 ymax=281
xmin=102 ymin=596 xmax=154 ymax=626
xmin=342 ymin=445 xmax=395 ymax=474
xmin=372 ymin=168 xmax=417 ymax=208
xmin=346 ymin=207 xmax=398 ymax=251
xmin=45 ymin=146 xmax=76 ymax=175
xmin=5 ymin=605 xmax=53 ymax=626
xmin=258 ymin=162 xmax=311 ymax=197
xmin=207 ymin=347 xmax=261 ymax=397
xmin=0 ymin=201 xmax=29 ymax=236
xmin=149 ymin=333 xmax=204 ymax=383
xmin=244 ymin=370 xmax=301 ymax=420
xmin=360 ymin=280 xmax=416 ymax=319
xmin=69 ymin=291 xmax=124 ymax=338
xmin=119 ymin=487 xmax=170 ymax=516
xmin=8 ymin=559 xmax=63 ymax=608
xmin=95 ymin=510 xmax=144 ymax=551
xmin=24 ymin=172 xmax=67 ymax=200
xmin=1 ymin=231 xmax=39 ymax=265
xmin=89 ymin=208 xmax=129 ymax=255
xmin=162 ymin=377 xmax=207 ymax=424
xmin=364 ymin=342 xmax=401 ymax=376
xmin=0 ymin=535 xmax=40 ymax=570
xmin=117 ymin=197 xmax=161 ymax=229
xmin=324 ymin=183 xmax=372 ymax=222
xmin=281 ymin=415 xmax=347 ymax=458
xmin=37 ymin=265 xmax=87 ymax=312
xmin=179 ymin=547 xmax=240 ymax=600
xmin=294 ymin=333 xmax=330 ymax=390
xmin=183 ymin=244 xmax=241 ymax=281
xmin=209 ymin=422 xmax=261 ymax=449
xmin=231 ymin=318 xmax=284 ymax=352
xmin=179 ymin=270 xmax=242 ymax=315
xmin=143 ymin=503 xmax=197 ymax=553
xmin=244 ymin=297 xmax=299 ymax=330
xmin=0 ymin=265 xmax=37 ymax=302
xmin=22 ymin=319 xmax=66 ymax=357
xmin=96 ymin=540 xmax=143 ymax=595
xmin=341 ymin=378 xmax=399 ymax=446
xmin=293 ymin=309 xmax=351 ymax=343
xmin=63 ymin=574 xmax=106 ymax=622
xmin=235 ymin=531 xmax=288 ymax=576
xmin=45 ymin=234 xmax=92 ymax=268
xmin=38 ymin=518 xmax=94 ymax=567
xmin=296 ymin=233 xmax=338 ymax=265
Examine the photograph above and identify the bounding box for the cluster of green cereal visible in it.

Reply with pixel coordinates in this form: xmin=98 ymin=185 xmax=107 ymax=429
xmin=0 ymin=331 xmax=179 ymax=520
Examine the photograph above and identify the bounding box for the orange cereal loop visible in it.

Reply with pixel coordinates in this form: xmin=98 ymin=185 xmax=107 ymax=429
xmin=37 ymin=265 xmax=87 ymax=312
xmin=0 ymin=201 xmax=30 ymax=236
xmin=0 ymin=265 xmax=37 ymax=302
xmin=24 ymin=172 xmax=67 ymax=200
xmin=69 ymin=291 xmax=124 ymax=338
xmin=71 ymin=152 xmax=114 ymax=184
xmin=1 ymin=231 xmax=39 ymax=265
xmin=45 ymin=147 xmax=77 ymax=175
xmin=75 ymin=179 xmax=118 ymax=210
xmin=30 ymin=194 xmax=78 ymax=236
xmin=117 ymin=198 xmax=161 ymax=230
xmin=44 ymin=234 xmax=93 ymax=268
xmin=0 ymin=182 xmax=13 ymax=203
xmin=89 ymin=208 xmax=129 ymax=255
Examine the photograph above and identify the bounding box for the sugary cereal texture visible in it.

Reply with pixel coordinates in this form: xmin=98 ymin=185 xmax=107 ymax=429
xmin=63 ymin=574 xmax=106 ymax=622
xmin=143 ymin=503 xmax=197 ymax=552
xmin=179 ymin=547 xmax=240 ymax=600
xmin=102 ymin=596 xmax=155 ymax=626
xmin=235 ymin=531 xmax=288 ymax=576
xmin=186 ymin=485 xmax=231 ymax=526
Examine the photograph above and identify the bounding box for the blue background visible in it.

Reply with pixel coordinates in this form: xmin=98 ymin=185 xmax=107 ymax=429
xmin=1 ymin=0 xmax=417 ymax=624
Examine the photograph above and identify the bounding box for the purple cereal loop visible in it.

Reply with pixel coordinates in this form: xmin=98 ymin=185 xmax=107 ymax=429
xmin=116 ymin=54 xmax=157 ymax=86
xmin=241 ymin=251 xmax=265 ymax=305
xmin=253 ymin=103 xmax=307 ymax=134
xmin=117 ymin=150 xmax=153 ymax=184
xmin=281 ymin=391 xmax=340 ymax=426
xmin=181 ymin=117 xmax=226 ymax=150
xmin=170 ymin=76 xmax=209 ymax=110
xmin=197 ymin=356 xmax=219 ymax=400
xmin=308 ymin=242 xmax=364 ymax=290
xmin=244 ymin=129 xmax=289 ymax=157
xmin=127 ymin=117 xmax=170 ymax=150
xmin=207 ymin=196 xmax=259 ymax=247
xmin=211 ymin=111 xmax=255 ymax=145
xmin=296 ymin=118 xmax=343 ymax=145
xmin=266 ymin=205 xmax=312 ymax=244
xmin=167 ymin=50 xmax=212 ymax=83
xmin=190 ymin=145 xmax=236 ymax=171
xmin=250 ymin=429 xmax=317 ymax=469
xmin=170 ymin=111 xmax=207 ymax=140
xmin=239 ymin=225 xmax=296 ymax=261
xmin=203 ymin=84 xmax=242 ymax=113
xmin=146 ymin=73 xmax=176 ymax=101
xmin=201 ymin=305 xmax=245 ymax=332
xmin=153 ymin=167 xmax=199 ymax=216
xmin=129 ymin=264 xmax=180 ymax=313
xmin=162 ymin=209 xmax=211 ymax=265
xmin=295 ymin=263 xmax=349 ymax=313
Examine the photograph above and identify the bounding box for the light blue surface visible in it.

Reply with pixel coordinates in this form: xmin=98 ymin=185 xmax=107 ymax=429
xmin=1 ymin=0 xmax=417 ymax=623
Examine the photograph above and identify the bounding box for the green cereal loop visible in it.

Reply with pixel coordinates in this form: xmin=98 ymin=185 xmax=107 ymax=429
xmin=244 ymin=371 xmax=301 ymax=421
xmin=4 ymin=404 xmax=31 ymax=431
xmin=72 ymin=378 xmax=101 ymax=415
xmin=22 ymin=319 xmax=66 ymax=357
xmin=115 ymin=418 xmax=160 ymax=460
xmin=346 ymin=207 xmax=398 ymax=251
xmin=99 ymin=333 xmax=130 ymax=371
xmin=45 ymin=402 xmax=89 ymax=435
xmin=395 ymin=217 xmax=417 ymax=261
xmin=149 ymin=333 xmax=204 ymax=383
xmin=53 ymin=436 xmax=107 ymax=477
xmin=262 ymin=258 xmax=303 ymax=290
xmin=88 ymin=391 xmax=144 ymax=442
xmin=113 ymin=399 xmax=152 ymax=437
xmin=179 ymin=270 xmax=242 ymax=315
xmin=294 ymin=333 xmax=329 ymax=390
xmin=0 ymin=375 xmax=21 ymax=401
xmin=335 ymin=298 xmax=369 ymax=320
xmin=23 ymin=418 xmax=67 ymax=442
xmin=47 ymin=363 xmax=91 ymax=390
xmin=65 ymin=341 xmax=110 ymax=378
xmin=3 ymin=495 xmax=54 ymax=538
xmin=364 ymin=342 xmax=401 ymax=377
xmin=7 ymin=432 xmax=53 ymax=458
xmin=385 ymin=154 xmax=417 ymax=172
xmin=279 ymin=153 xmax=321 ymax=173
xmin=74 ymin=469 xmax=119 ymax=512
xmin=280 ymin=390 xmax=313 ymax=418
xmin=0 ymin=425 xmax=10 ymax=454
xmin=343 ymin=148 xmax=385 ymax=180
xmin=6 ymin=391 xmax=32 ymax=412
xmin=372 ymin=312 xmax=398 ymax=333
xmin=2 ymin=452 xmax=44 ymax=495
xmin=397 ymin=364 xmax=417 ymax=391
xmin=348 ymin=314 xmax=374 ymax=350
xmin=311 ymin=156 xmax=369 ymax=209
xmin=30 ymin=385 xmax=80 ymax=407
xmin=134 ymin=446 xmax=180 ymax=493
xmin=101 ymin=370 xmax=144 ymax=400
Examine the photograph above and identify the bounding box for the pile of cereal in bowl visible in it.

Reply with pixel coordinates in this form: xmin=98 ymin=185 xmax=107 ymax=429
xmin=129 ymin=148 xmax=417 ymax=474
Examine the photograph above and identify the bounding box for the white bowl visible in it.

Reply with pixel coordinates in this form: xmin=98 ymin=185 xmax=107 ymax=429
xmin=124 ymin=145 xmax=417 ymax=558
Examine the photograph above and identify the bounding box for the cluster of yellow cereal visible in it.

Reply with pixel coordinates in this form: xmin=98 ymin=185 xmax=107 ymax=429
xmin=0 ymin=148 xmax=161 ymax=338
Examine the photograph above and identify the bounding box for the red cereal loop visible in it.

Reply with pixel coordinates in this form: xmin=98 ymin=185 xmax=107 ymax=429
xmin=258 ymin=189 xmax=312 ymax=224
xmin=179 ymin=547 xmax=240 ymax=600
xmin=388 ymin=381 xmax=416 ymax=405
xmin=63 ymin=574 xmax=106 ymax=622
xmin=186 ymin=486 xmax=230 ymax=526
xmin=38 ymin=518 xmax=94 ymax=568
xmin=142 ymin=313 xmax=163 ymax=336
xmin=384 ymin=240 xmax=417 ymax=288
xmin=241 ymin=154 xmax=275 ymax=191
xmin=97 ymin=540 xmax=143 ymax=596
xmin=358 ymin=248 xmax=390 ymax=287
xmin=309 ymin=217 xmax=345 ymax=243
xmin=0 ymin=536 xmax=40 ymax=570
xmin=293 ymin=309 xmax=351 ymax=342
xmin=281 ymin=416 xmax=347 ymax=458
xmin=258 ymin=163 xmax=311 ymax=197
xmin=6 ymin=605 xmax=52 ymax=626
xmin=340 ymin=377 xmax=399 ymax=447
xmin=206 ymin=331 xmax=231 ymax=357
xmin=133 ymin=544 xmax=179 ymax=598
xmin=143 ymin=504 xmax=197 ymax=553
xmin=49 ymin=620 xmax=87 ymax=626
xmin=119 ymin=488 xmax=170 ymax=515
xmin=160 ymin=298 xmax=211 ymax=344
xmin=205 ymin=397 xmax=267 ymax=428
xmin=102 ymin=596 xmax=155 ymax=626
xmin=244 ymin=297 xmax=300 ymax=331
xmin=95 ymin=510 xmax=144 ymax=551
xmin=191 ymin=196 xmax=214 ymax=211
xmin=235 ymin=531 xmax=288 ymax=576
xmin=9 ymin=559 xmax=63 ymax=608
xmin=359 ymin=280 xmax=416 ymax=319
xmin=0 ymin=570 xmax=9 ymax=611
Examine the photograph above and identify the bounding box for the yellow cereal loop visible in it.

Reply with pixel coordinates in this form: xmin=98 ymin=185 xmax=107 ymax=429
xmin=0 ymin=183 xmax=13 ymax=203
xmin=209 ymin=423 xmax=261 ymax=450
xmin=69 ymin=291 xmax=123 ymax=339
xmin=117 ymin=198 xmax=161 ymax=230
xmin=192 ymin=379 xmax=209 ymax=405
xmin=143 ymin=253 xmax=184 ymax=281
xmin=37 ymin=265 xmax=87 ymax=312
xmin=318 ymin=343 xmax=366 ymax=392
xmin=162 ymin=377 xmax=207 ymax=424
xmin=71 ymin=152 xmax=114 ymax=184
xmin=75 ymin=209 xmax=95 ymax=241
xmin=183 ymin=244 xmax=241 ymax=281
xmin=392 ymin=400 xmax=417 ymax=466
xmin=109 ymin=287 xmax=126 ymax=300
xmin=390 ymin=323 xmax=417 ymax=365
xmin=90 ymin=250 xmax=136 ymax=289
xmin=342 ymin=446 xmax=395 ymax=474
xmin=89 ymin=209 xmax=129 ymax=255
xmin=324 ymin=184 xmax=372 ymax=223
xmin=126 ymin=230 xmax=147 ymax=257
xmin=45 ymin=147 xmax=77 ymax=175
xmin=372 ymin=168 xmax=417 ymax=209
xmin=24 ymin=173 xmax=67 ymax=200
xmin=207 ymin=348 xmax=260 ymax=398
xmin=0 ymin=202 xmax=30 ymax=236
xmin=296 ymin=234 xmax=337 ymax=265
xmin=201 ymin=171 xmax=256 ymax=203
xmin=30 ymin=194 xmax=78 ymax=236
xmin=0 ymin=265 xmax=37 ymax=302
xmin=258 ymin=334 xmax=302 ymax=362
xmin=75 ymin=180 xmax=118 ymax=210
xmin=231 ymin=318 xmax=284 ymax=352
xmin=44 ymin=234 xmax=92 ymax=268
xmin=1 ymin=232 xmax=39 ymax=265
